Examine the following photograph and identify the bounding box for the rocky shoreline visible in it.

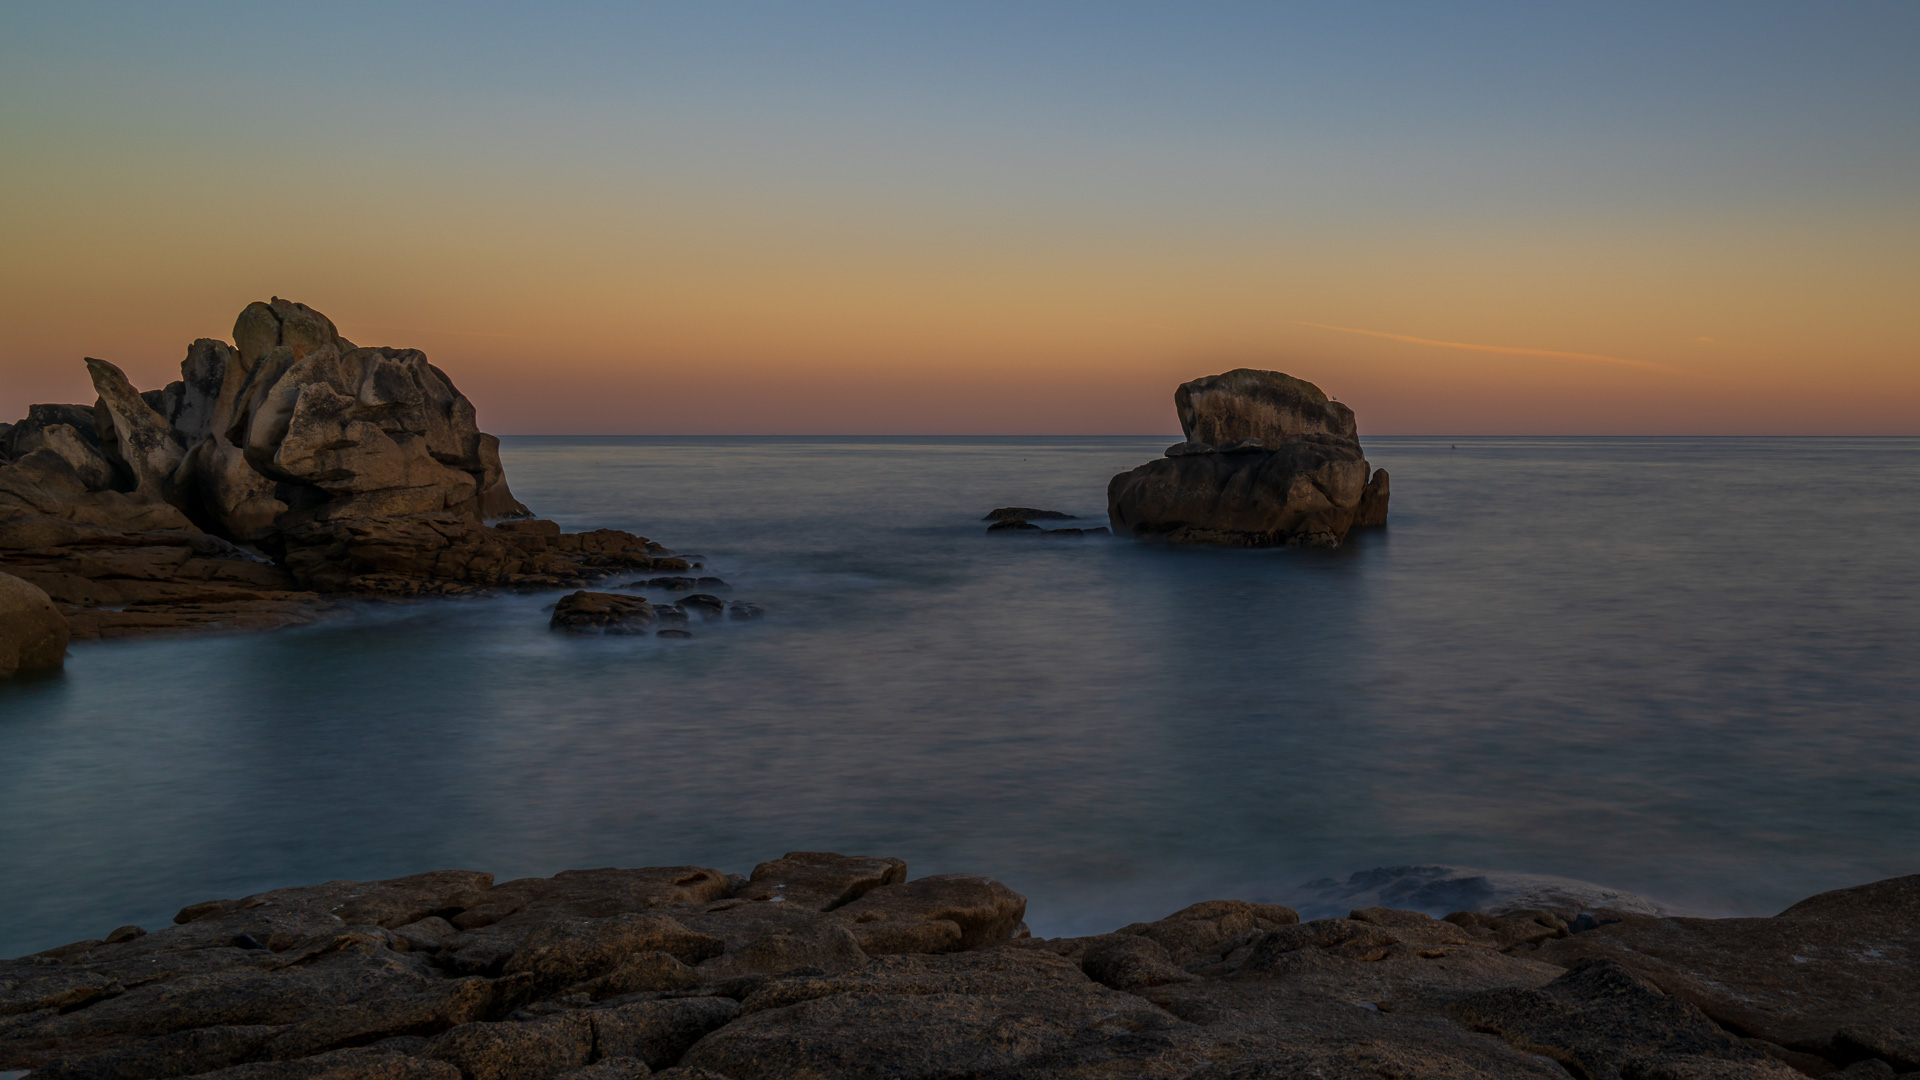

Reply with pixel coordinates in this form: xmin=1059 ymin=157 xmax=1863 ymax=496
xmin=2 ymin=856 xmax=1913 ymax=1079
xmin=0 ymin=299 xmax=701 ymax=669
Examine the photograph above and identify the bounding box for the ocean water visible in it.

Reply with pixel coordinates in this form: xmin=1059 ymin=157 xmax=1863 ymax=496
xmin=2 ymin=436 xmax=1917 ymax=957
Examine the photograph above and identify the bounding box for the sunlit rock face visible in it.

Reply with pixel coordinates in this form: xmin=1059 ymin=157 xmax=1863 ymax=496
xmin=1108 ymin=367 xmax=1389 ymax=547
xmin=0 ymin=298 xmax=678 ymax=633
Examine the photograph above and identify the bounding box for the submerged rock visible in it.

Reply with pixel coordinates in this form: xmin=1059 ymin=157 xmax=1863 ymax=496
xmin=1109 ymin=368 xmax=1390 ymax=547
xmin=983 ymin=507 xmax=1076 ymax=521
xmin=1 ymin=861 xmax=1909 ymax=1078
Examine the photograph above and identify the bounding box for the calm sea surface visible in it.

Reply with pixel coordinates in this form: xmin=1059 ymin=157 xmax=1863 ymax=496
xmin=3 ymin=436 xmax=1918 ymax=956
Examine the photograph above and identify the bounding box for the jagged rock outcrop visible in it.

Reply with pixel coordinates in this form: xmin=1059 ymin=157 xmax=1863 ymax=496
xmin=0 ymin=570 xmax=69 ymax=677
xmin=1108 ymin=368 xmax=1390 ymax=548
xmin=10 ymin=859 xmax=1905 ymax=1078
xmin=1 ymin=298 xmax=687 ymax=636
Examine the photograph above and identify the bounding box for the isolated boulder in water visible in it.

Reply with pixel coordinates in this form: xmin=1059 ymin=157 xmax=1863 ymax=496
xmin=0 ymin=570 xmax=68 ymax=677
xmin=1109 ymin=368 xmax=1389 ymax=547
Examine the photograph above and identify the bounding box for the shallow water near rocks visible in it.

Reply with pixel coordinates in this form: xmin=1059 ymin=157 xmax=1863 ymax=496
xmin=3 ymin=436 xmax=1918 ymax=957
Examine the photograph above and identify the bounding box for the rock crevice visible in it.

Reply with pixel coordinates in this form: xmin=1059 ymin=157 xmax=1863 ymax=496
xmin=1 ymin=299 xmax=679 ymax=648
xmin=5 ymin=859 xmax=1911 ymax=1078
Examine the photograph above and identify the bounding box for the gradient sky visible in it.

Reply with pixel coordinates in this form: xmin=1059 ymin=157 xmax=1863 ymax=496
xmin=2 ymin=2 xmax=1916 ymax=434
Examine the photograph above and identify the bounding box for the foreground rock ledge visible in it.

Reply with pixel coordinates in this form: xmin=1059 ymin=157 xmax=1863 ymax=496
xmin=3 ymin=858 xmax=1913 ymax=1079
xmin=0 ymin=299 xmax=686 ymax=647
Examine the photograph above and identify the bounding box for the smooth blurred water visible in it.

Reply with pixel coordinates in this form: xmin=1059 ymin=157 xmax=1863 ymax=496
xmin=3 ymin=436 xmax=1918 ymax=957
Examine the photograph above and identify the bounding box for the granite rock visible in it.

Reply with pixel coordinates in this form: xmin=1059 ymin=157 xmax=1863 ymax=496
xmin=1110 ymin=369 xmax=1389 ymax=547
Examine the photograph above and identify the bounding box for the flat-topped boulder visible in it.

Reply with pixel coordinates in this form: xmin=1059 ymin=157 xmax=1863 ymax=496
xmin=4 ymin=860 xmax=1907 ymax=1078
xmin=1109 ymin=368 xmax=1389 ymax=548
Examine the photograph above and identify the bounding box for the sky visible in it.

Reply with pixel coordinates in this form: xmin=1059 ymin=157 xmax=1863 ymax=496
xmin=1 ymin=1 xmax=1916 ymax=435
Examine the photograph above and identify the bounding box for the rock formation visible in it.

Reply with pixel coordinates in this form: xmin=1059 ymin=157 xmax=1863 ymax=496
xmin=0 ymin=570 xmax=69 ymax=677
xmin=1108 ymin=369 xmax=1390 ymax=547
xmin=6 ymin=857 xmax=1913 ymax=1078
xmin=0 ymin=299 xmax=685 ymax=641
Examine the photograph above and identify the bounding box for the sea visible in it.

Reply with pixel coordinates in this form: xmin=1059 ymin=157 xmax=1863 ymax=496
xmin=2 ymin=436 xmax=1917 ymax=958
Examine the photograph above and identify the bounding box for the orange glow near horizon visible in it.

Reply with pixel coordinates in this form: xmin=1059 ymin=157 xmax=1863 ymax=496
xmin=2 ymin=6 xmax=1916 ymax=436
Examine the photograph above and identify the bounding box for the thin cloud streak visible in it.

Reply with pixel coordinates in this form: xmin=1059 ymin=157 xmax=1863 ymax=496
xmin=342 ymin=322 xmax=529 ymax=340
xmin=1296 ymin=321 xmax=1686 ymax=375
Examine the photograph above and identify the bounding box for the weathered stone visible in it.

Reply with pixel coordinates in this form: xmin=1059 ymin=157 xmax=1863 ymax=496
xmin=87 ymin=357 xmax=184 ymax=499
xmin=0 ymin=571 xmax=68 ymax=677
xmin=5 ymin=421 xmax=116 ymax=490
xmin=1109 ymin=436 xmax=1374 ymax=547
xmin=588 ymin=998 xmax=738 ymax=1069
xmin=739 ymin=852 xmax=907 ymax=911
xmin=569 ymin=951 xmax=701 ymax=999
xmin=1534 ymin=875 xmax=1920 ymax=1064
xmin=1451 ymin=960 xmax=1797 ymax=1080
xmin=12 ymin=860 xmax=1906 ymax=1080
xmin=833 ymin=874 xmax=1026 ymax=955
xmin=687 ymin=949 xmax=1208 ymax=1079
xmin=1111 ymin=368 xmax=1388 ymax=546
xmin=1078 ymin=933 xmax=1197 ymax=991
xmin=1297 ymin=864 xmax=1685 ymax=921
xmin=186 ymin=1046 xmax=463 ymax=1078
xmin=424 ymin=1014 xmax=594 ymax=1080
xmin=551 ymin=591 xmax=656 ymax=633
xmin=1175 ymin=367 xmax=1358 ymax=447
xmin=556 ymin=1059 xmax=653 ymax=1080
xmin=982 ymin=507 xmax=1076 ymax=521
xmin=446 ymin=867 xmax=732 ymax=931
xmin=503 ymin=913 xmax=724 ymax=992
xmin=1114 ymin=899 xmax=1301 ymax=970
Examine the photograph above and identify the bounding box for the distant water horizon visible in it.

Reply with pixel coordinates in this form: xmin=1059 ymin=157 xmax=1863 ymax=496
xmin=3 ymin=435 xmax=1917 ymax=958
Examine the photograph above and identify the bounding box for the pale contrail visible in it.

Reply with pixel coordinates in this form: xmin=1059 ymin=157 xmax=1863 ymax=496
xmin=343 ymin=322 xmax=529 ymax=340
xmin=1295 ymin=320 xmax=1684 ymax=374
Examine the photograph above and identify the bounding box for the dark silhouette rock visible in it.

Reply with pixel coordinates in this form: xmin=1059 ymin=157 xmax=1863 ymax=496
xmin=1533 ymin=875 xmax=1920 ymax=1067
xmin=0 ymin=570 xmax=70 ymax=677
xmin=551 ymin=592 xmax=656 ymax=633
xmin=1110 ymin=369 xmax=1390 ymax=547
xmin=983 ymin=507 xmax=1076 ymax=521
xmin=985 ymin=519 xmax=1042 ymax=532
xmin=4 ymin=861 xmax=1909 ymax=1079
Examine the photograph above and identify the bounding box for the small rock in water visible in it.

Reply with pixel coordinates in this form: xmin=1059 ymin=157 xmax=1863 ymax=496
xmin=550 ymin=591 xmax=655 ymax=634
xmin=986 ymin=520 xmax=1043 ymax=533
xmin=680 ymin=594 xmax=726 ymax=618
xmin=657 ymin=629 xmax=693 ymax=638
xmin=654 ymin=606 xmax=690 ymax=627
xmin=1040 ymin=527 xmax=1110 ymax=537
xmin=728 ymin=602 xmax=765 ymax=620
xmin=983 ymin=507 xmax=1076 ymax=521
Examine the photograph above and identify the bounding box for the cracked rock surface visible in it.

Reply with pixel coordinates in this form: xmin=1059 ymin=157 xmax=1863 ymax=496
xmin=1107 ymin=368 xmax=1390 ymax=548
xmin=0 ymin=299 xmax=685 ymax=646
xmin=5 ymin=857 xmax=1911 ymax=1078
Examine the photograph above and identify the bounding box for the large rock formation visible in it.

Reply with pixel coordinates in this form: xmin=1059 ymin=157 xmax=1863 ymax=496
xmin=8 ymin=858 xmax=1910 ymax=1078
xmin=1 ymin=299 xmax=684 ymax=636
xmin=0 ymin=570 xmax=69 ymax=677
xmin=1108 ymin=369 xmax=1390 ymax=547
